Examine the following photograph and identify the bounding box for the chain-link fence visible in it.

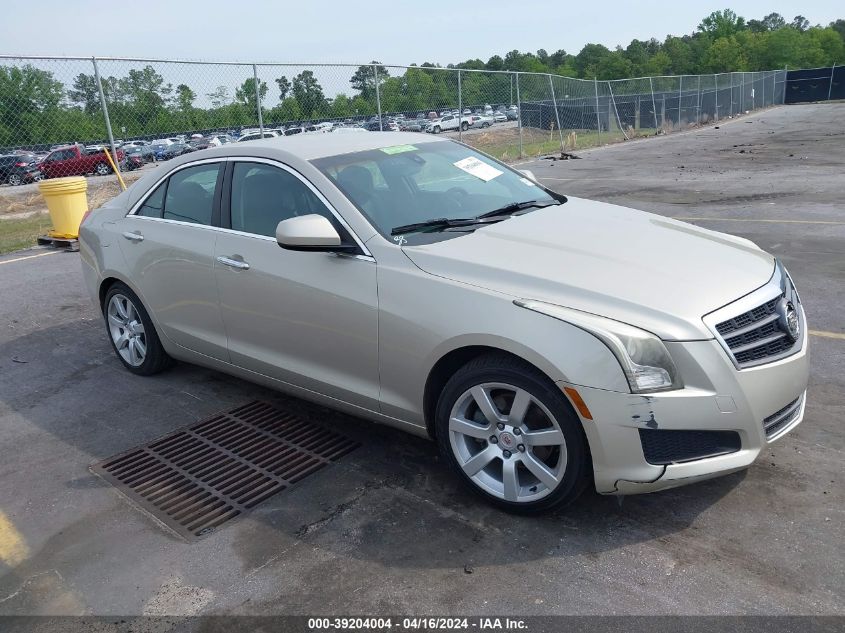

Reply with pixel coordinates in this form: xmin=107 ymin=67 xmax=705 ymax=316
xmin=0 ymin=55 xmax=787 ymax=187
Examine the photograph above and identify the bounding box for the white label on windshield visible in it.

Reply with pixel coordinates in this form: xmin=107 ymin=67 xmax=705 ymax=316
xmin=453 ymin=156 xmax=503 ymax=182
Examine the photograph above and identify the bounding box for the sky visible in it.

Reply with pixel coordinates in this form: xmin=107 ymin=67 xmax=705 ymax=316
xmin=1 ymin=1 xmax=842 ymax=67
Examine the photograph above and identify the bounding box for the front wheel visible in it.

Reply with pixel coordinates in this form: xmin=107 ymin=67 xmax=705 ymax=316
xmin=7 ymin=173 xmax=22 ymax=186
xmin=433 ymin=126 xmax=441 ymax=134
xmin=461 ymin=121 xmax=469 ymax=131
xmin=435 ymin=354 xmax=590 ymax=513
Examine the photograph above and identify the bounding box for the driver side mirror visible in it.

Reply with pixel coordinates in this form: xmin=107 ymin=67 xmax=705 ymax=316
xmin=276 ymin=214 xmax=357 ymax=253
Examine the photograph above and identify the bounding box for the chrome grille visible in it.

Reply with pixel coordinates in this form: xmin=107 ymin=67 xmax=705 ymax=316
xmin=707 ymin=264 xmax=803 ymax=369
xmin=763 ymin=394 xmax=803 ymax=439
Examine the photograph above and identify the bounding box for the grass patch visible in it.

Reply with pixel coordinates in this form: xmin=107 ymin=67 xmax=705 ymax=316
xmin=467 ymin=126 xmax=654 ymax=161
xmin=0 ymin=213 xmax=52 ymax=254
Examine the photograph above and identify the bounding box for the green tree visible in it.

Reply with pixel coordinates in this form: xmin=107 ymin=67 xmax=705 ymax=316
xmin=175 ymin=84 xmax=195 ymax=111
xmin=350 ymin=62 xmax=388 ymax=101
xmin=574 ymin=43 xmax=612 ymax=77
xmin=207 ymin=86 xmax=230 ymax=108
xmin=0 ymin=64 xmax=64 ymax=145
xmin=235 ymin=78 xmax=268 ymax=111
xmin=790 ymin=15 xmax=810 ymax=32
xmin=292 ymin=70 xmax=327 ymax=118
xmin=705 ymin=36 xmax=748 ymax=72
xmin=68 ymin=73 xmax=100 ymax=114
xmin=698 ymin=9 xmax=746 ymax=39
xmin=275 ymin=75 xmax=291 ymax=101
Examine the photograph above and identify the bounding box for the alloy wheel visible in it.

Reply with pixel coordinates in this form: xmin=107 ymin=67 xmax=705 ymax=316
xmin=8 ymin=174 xmax=21 ymax=186
xmin=107 ymin=294 xmax=147 ymax=367
xmin=448 ymin=382 xmax=568 ymax=503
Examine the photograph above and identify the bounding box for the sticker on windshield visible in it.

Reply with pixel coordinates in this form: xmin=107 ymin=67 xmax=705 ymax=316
xmin=380 ymin=144 xmax=418 ymax=155
xmin=453 ymin=156 xmax=503 ymax=182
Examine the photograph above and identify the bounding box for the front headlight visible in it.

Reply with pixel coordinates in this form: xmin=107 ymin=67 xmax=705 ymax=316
xmin=515 ymin=300 xmax=682 ymax=393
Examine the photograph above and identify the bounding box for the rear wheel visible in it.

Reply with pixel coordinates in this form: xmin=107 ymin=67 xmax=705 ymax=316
xmin=461 ymin=121 xmax=469 ymax=131
xmin=7 ymin=173 xmax=22 ymax=186
xmin=435 ymin=354 xmax=590 ymax=513
xmin=103 ymin=282 xmax=173 ymax=376
xmin=95 ymin=162 xmax=111 ymax=176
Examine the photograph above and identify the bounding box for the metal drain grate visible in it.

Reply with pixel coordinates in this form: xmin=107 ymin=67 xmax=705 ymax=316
xmin=91 ymin=401 xmax=360 ymax=540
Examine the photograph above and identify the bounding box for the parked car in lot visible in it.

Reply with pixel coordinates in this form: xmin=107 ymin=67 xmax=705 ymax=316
xmin=238 ymin=130 xmax=280 ymax=142
xmin=492 ymin=111 xmax=508 ymax=123
xmin=39 ymin=144 xmax=124 ymax=178
xmin=161 ymin=143 xmax=194 ymax=160
xmin=79 ymin=132 xmax=809 ymax=513
xmin=426 ymin=114 xmax=466 ymax=133
xmin=0 ymin=153 xmax=42 ymax=185
xmin=400 ymin=118 xmax=429 ymax=132
xmin=469 ymin=114 xmax=494 ymax=128
xmin=123 ymin=153 xmax=145 ymax=171
xmin=363 ymin=120 xmax=400 ymax=132
xmin=151 ymin=143 xmax=172 ymax=161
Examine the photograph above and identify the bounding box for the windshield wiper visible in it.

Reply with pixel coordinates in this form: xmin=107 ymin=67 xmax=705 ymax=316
xmin=391 ymin=217 xmax=495 ymax=236
xmin=475 ymin=199 xmax=558 ymax=220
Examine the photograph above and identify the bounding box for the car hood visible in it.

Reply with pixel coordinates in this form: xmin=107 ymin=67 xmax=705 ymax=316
xmin=401 ymin=196 xmax=775 ymax=340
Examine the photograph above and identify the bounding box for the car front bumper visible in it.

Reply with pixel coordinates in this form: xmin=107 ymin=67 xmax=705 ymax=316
xmin=561 ymin=321 xmax=809 ymax=495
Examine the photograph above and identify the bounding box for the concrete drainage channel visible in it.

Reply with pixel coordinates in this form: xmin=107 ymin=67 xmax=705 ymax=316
xmin=91 ymin=401 xmax=360 ymax=541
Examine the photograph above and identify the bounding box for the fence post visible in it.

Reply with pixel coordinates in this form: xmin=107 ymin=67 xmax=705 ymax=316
xmin=373 ymin=64 xmax=383 ymax=131
xmin=740 ymin=73 xmax=745 ymax=112
xmin=515 ymin=72 xmax=523 ymax=158
xmin=696 ymin=75 xmax=701 ymax=123
xmin=92 ymin=57 xmax=119 ymax=174
xmin=607 ymin=81 xmax=628 ymax=140
xmin=594 ymin=77 xmax=601 ymax=144
xmin=714 ymin=74 xmax=719 ymax=120
xmin=648 ymin=76 xmax=658 ymax=132
xmin=252 ymin=64 xmax=264 ymax=135
xmin=457 ymin=69 xmax=462 ymax=142
xmin=761 ymin=70 xmax=765 ymax=107
xmin=678 ymin=75 xmax=683 ymax=125
xmin=547 ymin=74 xmax=565 ymax=153
xmin=828 ymin=63 xmax=835 ymax=101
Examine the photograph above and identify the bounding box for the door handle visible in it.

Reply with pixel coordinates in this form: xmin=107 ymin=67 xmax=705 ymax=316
xmin=216 ymin=256 xmax=250 ymax=270
xmin=122 ymin=231 xmax=144 ymax=242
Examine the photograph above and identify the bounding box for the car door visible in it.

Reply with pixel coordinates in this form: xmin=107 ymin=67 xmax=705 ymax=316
xmin=117 ymin=159 xmax=229 ymax=362
xmin=213 ymin=159 xmax=379 ymax=411
xmin=42 ymin=149 xmax=72 ymax=178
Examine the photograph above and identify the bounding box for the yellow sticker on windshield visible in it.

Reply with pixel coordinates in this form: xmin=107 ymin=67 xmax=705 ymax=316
xmin=380 ymin=144 xmax=418 ymax=155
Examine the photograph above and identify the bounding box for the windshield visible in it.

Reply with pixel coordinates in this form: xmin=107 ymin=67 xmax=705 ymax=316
xmin=312 ymin=140 xmax=563 ymax=242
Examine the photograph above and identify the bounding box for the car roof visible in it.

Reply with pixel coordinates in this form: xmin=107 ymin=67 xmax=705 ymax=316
xmin=214 ymin=131 xmax=441 ymax=160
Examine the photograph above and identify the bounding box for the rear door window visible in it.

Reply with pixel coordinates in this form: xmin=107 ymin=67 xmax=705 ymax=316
xmin=162 ymin=163 xmax=221 ymax=225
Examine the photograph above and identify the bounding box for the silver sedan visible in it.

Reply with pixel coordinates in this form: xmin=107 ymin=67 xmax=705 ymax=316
xmin=80 ymin=133 xmax=809 ymax=512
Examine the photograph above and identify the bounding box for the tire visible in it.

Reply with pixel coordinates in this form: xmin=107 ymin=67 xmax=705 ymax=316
xmin=433 ymin=126 xmax=441 ymax=134
xmin=95 ymin=162 xmax=111 ymax=176
xmin=483 ymin=122 xmax=490 ymax=128
xmin=103 ymin=282 xmax=173 ymax=376
xmin=7 ymin=173 xmax=22 ymax=186
xmin=435 ymin=353 xmax=590 ymax=514
xmin=461 ymin=122 xmax=469 ymax=131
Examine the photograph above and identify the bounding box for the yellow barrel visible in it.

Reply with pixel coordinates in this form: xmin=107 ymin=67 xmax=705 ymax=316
xmin=38 ymin=176 xmax=89 ymax=238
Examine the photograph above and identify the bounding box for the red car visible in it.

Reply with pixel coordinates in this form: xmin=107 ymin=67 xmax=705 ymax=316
xmin=39 ymin=145 xmax=125 ymax=179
